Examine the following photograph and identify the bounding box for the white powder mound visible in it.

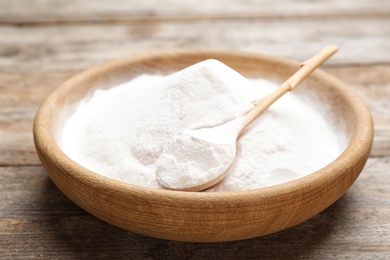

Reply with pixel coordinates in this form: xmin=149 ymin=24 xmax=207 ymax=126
xmin=156 ymin=116 xmax=245 ymax=190
xmin=208 ymin=91 xmax=341 ymax=191
xmin=61 ymin=59 xmax=344 ymax=191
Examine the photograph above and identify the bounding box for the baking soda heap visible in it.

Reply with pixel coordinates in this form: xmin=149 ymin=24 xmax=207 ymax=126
xmin=156 ymin=116 xmax=246 ymax=191
xmin=61 ymin=59 xmax=343 ymax=192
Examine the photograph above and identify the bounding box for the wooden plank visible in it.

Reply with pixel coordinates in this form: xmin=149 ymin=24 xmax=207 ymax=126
xmin=0 ymin=158 xmax=389 ymax=258
xmin=0 ymin=0 xmax=389 ymax=24
xmin=327 ymin=65 xmax=390 ymax=158
xmin=0 ymin=65 xmax=389 ymax=166
xmin=0 ymin=0 xmax=387 ymax=257
xmin=0 ymin=17 xmax=390 ymax=72
xmin=0 ymin=166 xmax=85 ymax=218
xmin=0 ymin=70 xmax=77 ymax=166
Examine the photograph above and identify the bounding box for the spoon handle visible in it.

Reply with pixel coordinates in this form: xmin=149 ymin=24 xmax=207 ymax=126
xmin=242 ymin=45 xmax=339 ymax=132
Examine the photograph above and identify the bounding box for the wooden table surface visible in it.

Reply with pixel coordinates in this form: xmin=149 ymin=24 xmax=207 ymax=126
xmin=1 ymin=1 xmax=389 ymax=259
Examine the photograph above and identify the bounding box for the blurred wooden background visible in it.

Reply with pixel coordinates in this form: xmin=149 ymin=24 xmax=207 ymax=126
xmin=1 ymin=0 xmax=389 ymax=258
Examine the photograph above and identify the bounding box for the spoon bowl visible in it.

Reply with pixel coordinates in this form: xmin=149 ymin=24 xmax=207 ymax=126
xmin=156 ymin=116 xmax=244 ymax=191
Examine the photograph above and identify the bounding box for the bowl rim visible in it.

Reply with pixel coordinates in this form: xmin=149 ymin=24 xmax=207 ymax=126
xmin=33 ymin=49 xmax=374 ymax=202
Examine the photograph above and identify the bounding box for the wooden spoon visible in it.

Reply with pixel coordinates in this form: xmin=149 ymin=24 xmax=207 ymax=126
xmin=156 ymin=45 xmax=339 ymax=192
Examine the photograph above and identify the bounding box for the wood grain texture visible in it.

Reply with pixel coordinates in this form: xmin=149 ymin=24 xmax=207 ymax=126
xmin=1 ymin=0 xmax=389 ymax=23
xmin=0 ymin=70 xmax=77 ymax=165
xmin=1 ymin=158 xmax=389 ymax=258
xmin=1 ymin=0 xmax=389 ymax=257
xmin=0 ymin=17 xmax=389 ymax=72
xmin=327 ymin=65 xmax=390 ymax=158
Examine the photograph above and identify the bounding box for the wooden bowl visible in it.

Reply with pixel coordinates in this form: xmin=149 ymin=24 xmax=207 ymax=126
xmin=33 ymin=50 xmax=373 ymax=242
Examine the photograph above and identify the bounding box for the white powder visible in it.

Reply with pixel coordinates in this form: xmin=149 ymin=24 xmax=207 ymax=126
xmin=61 ymin=59 xmax=344 ymax=192
xmin=156 ymin=116 xmax=245 ymax=191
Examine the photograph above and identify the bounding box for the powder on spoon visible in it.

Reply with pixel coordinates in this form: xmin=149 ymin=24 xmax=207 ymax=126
xmin=156 ymin=116 xmax=246 ymax=191
xmin=60 ymin=59 xmax=344 ymax=191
